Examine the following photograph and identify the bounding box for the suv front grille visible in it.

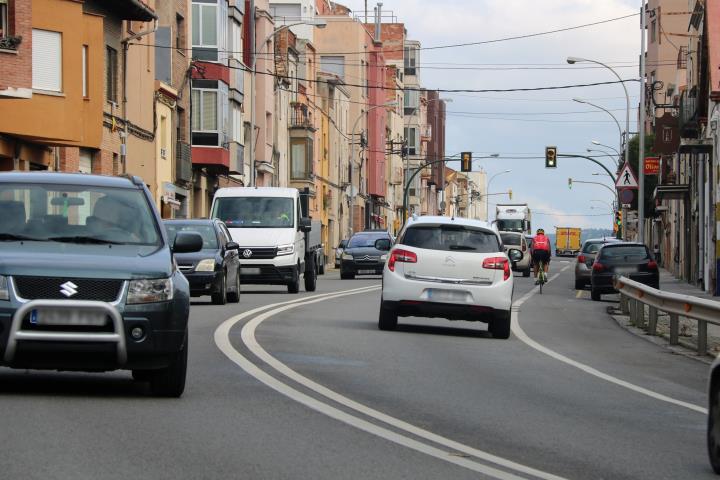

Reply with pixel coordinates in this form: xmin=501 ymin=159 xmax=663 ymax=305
xmin=239 ymin=247 xmax=277 ymax=259
xmin=13 ymin=276 xmax=124 ymax=302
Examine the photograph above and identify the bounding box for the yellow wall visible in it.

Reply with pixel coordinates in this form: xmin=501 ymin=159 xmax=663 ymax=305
xmin=0 ymin=0 xmax=103 ymax=148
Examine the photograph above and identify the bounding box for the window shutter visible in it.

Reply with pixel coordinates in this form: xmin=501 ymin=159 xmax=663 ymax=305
xmin=32 ymin=29 xmax=62 ymax=92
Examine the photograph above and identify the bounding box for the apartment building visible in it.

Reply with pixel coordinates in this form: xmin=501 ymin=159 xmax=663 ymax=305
xmin=403 ymin=38 xmax=424 ymax=215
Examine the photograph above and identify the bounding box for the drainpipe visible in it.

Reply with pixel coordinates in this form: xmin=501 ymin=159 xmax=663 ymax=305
xmin=121 ymin=19 xmax=158 ymax=175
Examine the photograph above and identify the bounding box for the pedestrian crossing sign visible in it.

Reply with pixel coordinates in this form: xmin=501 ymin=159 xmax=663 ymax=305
xmin=615 ymin=163 xmax=639 ymax=189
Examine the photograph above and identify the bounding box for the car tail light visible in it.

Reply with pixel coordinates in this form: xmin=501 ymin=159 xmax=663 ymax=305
xmin=592 ymin=262 xmax=605 ymax=272
xmin=483 ymin=256 xmax=511 ymax=281
xmin=388 ymin=248 xmax=417 ymax=272
xmin=647 ymin=260 xmax=658 ymax=270
xmin=577 ymin=254 xmax=586 ymax=263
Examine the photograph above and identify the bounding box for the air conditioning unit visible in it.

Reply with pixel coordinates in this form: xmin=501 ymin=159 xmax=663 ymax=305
xmin=160 ymin=148 xmax=167 ymax=159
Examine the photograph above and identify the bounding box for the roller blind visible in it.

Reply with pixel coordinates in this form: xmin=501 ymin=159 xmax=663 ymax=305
xmin=32 ymin=29 xmax=62 ymax=92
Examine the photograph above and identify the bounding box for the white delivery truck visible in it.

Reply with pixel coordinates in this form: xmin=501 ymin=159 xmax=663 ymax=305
xmin=495 ymin=203 xmax=531 ymax=234
xmin=210 ymin=187 xmax=322 ymax=293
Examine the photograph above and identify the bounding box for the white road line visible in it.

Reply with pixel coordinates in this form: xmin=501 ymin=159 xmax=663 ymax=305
xmin=215 ymin=287 xmax=568 ymax=480
xmin=511 ymin=264 xmax=708 ymax=415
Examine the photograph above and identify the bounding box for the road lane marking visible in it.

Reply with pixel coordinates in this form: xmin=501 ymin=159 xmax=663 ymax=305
xmin=511 ymin=265 xmax=707 ymax=415
xmin=216 ymin=287 xmax=568 ymax=480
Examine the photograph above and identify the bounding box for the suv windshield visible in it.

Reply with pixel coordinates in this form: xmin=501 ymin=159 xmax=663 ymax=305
xmin=166 ymin=224 xmax=218 ymax=249
xmin=500 ymin=232 xmax=521 ymax=246
xmin=348 ymin=233 xmax=388 ymax=248
xmin=212 ymin=197 xmax=294 ymax=228
xmin=0 ymin=183 xmax=160 ymax=245
xmin=401 ymin=225 xmax=501 ymax=253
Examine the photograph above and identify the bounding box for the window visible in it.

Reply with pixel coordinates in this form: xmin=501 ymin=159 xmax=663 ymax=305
xmin=32 ymin=29 xmax=62 ymax=92
xmin=320 ymin=55 xmax=344 ymax=79
xmin=212 ymin=197 xmax=295 ymax=228
xmin=650 ymin=20 xmax=656 ymax=43
xmin=269 ymin=3 xmax=302 ymax=21
xmin=404 ymin=90 xmax=419 ymax=115
xmin=231 ymin=102 xmax=242 ymax=143
xmin=192 ymin=89 xmax=218 ymax=131
xmin=291 ymin=138 xmax=313 ymax=179
xmin=0 ymin=0 xmax=8 ymax=38
xmin=106 ymin=46 xmax=118 ymax=103
xmin=404 ymin=46 xmax=418 ymax=76
xmin=176 ymin=13 xmax=185 ymax=51
xmin=160 ymin=115 xmax=168 ymax=158
xmin=79 ymin=148 xmax=93 ymax=174
xmin=192 ymin=2 xmax=217 ymax=47
xmin=401 ymin=225 xmax=501 ymax=253
xmin=82 ymin=45 xmax=88 ymax=97
xmin=403 ymin=127 xmax=418 ymax=155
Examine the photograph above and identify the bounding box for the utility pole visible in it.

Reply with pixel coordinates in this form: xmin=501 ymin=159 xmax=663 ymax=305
xmin=638 ymin=0 xmax=647 ymax=243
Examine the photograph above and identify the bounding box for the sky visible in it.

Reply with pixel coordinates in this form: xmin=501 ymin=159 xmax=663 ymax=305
xmin=340 ymin=0 xmax=642 ymax=231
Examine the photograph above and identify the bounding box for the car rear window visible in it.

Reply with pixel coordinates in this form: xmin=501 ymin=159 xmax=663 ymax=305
xmin=500 ymin=232 xmax=521 ymax=246
xmin=599 ymin=245 xmax=649 ymax=259
xmin=583 ymin=242 xmax=604 ymax=254
xmin=165 ymin=224 xmax=218 ymax=249
xmin=348 ymin=233 xmax=388 ymax=248
xmin=401 ymin=225 xmax=501 ymax=253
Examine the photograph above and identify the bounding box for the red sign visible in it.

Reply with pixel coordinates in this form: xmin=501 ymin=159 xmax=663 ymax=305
xmin=644 ymin=157 xmax=660 ymax=175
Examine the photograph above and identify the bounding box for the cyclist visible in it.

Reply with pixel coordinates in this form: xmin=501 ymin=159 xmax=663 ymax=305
xmin=531 ymin=228 xmax=551 ymax=284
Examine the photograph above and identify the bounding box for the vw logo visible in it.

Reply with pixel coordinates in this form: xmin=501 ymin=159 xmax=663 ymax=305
xmin=242 ymin=249 xmax=253 ymax=258
xmin=59 ymin=281 xmax=78 ymax=298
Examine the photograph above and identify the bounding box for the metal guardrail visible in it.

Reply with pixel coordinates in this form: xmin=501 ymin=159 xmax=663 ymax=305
xmin=614 ymin=275 xmax=720 ymax=356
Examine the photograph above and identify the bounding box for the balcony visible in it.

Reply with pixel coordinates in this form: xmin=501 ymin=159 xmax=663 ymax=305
xmin=680 ymin=87 xmax=701 ymax=137
xmin=175 ymin=142 xmax=192 ymax=183
xmin=290 ymin=103 xmax=315 ymax=131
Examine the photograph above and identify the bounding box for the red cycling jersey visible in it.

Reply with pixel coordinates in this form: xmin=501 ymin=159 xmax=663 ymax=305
xmin=532 ymin=234 xmax=551 ymax=252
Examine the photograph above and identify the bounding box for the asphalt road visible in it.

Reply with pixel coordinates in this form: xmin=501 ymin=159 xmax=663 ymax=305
xmin=0 ymin=260 xmax=714 ymax=479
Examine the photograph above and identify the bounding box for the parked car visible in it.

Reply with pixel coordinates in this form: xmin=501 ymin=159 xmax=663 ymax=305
xmin=590 ymin=242 xmax=659 ymax=301
xmin=574 ymin=237 xmax=622 ymax=290
xmin=500 ymin=231 xmax=531 ymax=277
xmin=0 ymin=172 xmax=203 ymax=397
xmin=164 ymin=219 xmax=240 ymax=305
xmin=378 ymin=216 xmax=523 ymax=339
xmin=335 ymin=239 xmax=348 ymax=268
xmin=708 ymin=356 xmax=720 ymax=473
xmin=340 ymin=231 xmax=394 ymax=279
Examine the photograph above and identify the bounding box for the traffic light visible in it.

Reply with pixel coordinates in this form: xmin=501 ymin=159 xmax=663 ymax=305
xmin=545 ymin=146 xmax=557 ymax=168
xmin=615 ymin=211 xmax=623 ymax=239
xmin=460 ymin=152 xmax=472 ymax=172
xmin=508 ymin=189 xmax=512 ymax=200
xmin=568 ymin=178 xmax=572 ymax=189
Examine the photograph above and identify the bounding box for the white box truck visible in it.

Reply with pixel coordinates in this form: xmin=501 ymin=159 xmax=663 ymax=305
xmin=210 ymin=187 xmax=322 ymax=293
xmin=495 ymin=204 xmax=531 ymax=234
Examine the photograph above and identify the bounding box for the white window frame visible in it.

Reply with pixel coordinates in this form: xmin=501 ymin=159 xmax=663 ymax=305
xmin=82 ymin=45 xmax=88 ymax=97
xmin=192 ymin=2 xmax=218 ymax=49
xmin=32 ymin=29 xmax=63 ymax=93
xmin=192 ymin=88 xmax=219 ymax=133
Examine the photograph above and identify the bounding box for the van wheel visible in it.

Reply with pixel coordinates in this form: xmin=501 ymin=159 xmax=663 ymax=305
xmin=148 ymin=336 xmax=188 ymax=398
xmin=489 ymin=311 xmax=511 ymax=339
xmin=211 ymin=273 xmax=227 ymax=305
xmin=378 ymin=303 xmax=398 ymax=331
xmin=288 ymin=265 xmax=300 ymax=294
xmin=304 ymin=256 xmax=317 ymax=292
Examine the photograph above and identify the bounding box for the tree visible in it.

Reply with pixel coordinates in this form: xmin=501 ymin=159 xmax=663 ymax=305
xmin=626 ymin=133 xmax=657 ymax=216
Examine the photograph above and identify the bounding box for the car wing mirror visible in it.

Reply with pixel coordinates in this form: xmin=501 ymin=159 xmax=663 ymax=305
xmin=226 ymin=241 xmax=239 ymax=251
xmin=173 ymin=232 xmax=203 ymax=253
xmin=374 ymin=238 xmax=392 ymax=251
xmin=298 ymin=217 xmax=311 ymax=233
xmin=508 ymin=248 xmax=523 ymax=263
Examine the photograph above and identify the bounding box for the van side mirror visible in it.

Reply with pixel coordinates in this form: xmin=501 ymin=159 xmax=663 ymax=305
xmin=298 ymin=217 xmax=311 ymax=233
xmin=173 ymin=232 xmax=203 ymax=253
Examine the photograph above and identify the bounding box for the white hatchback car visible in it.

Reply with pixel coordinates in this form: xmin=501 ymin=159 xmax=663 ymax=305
xmin=378 ymin=216 xmax=523 ymax=339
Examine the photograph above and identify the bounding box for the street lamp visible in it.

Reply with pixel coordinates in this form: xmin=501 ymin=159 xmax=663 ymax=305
xmin=349 ymin=100 xmax=398 ymax=233
xmin=591 ymin=198 xmax=615 ymax=213
xmin=591 ymin=140 xmax=621 ymax=158
xmin=592 ymin=172 xmax=615 ymax=182
xmin=486 ymin=168 xmax=511 ymax=221
xmin=567 ymin=57 xmax=630 ymax=166
xmin=573 ymin=97 xmax=623 ymax=155
xmin=586 ymin=148 xmax=619 ymax=167
xmin=249 ymin=18 xmax=327 ymax=187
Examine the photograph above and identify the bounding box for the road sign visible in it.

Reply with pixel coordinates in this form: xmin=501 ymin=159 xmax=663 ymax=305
xmin=615 ymin=163 xmax=639 ymax=189
xmin=619 ymin=188 xmax=634 ymax=204
xmin=644 ymin=156 xmax=660 ymax=175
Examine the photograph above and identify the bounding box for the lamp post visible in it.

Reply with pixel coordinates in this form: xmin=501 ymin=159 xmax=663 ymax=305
xmin=569 ymin=178 xmax=619 ymax=202
xmin=573 ymin=98 xmax=623 ymax=153
xmin=591 ymin=140 xmax=621 ymax=158
xmin=567 ymin=57 xmax=630 ymax=166
xmin=586 ymin=148 xmax=619 ymax=168
xmin=348 ymin=101 xmax=397 ymax=233
xmin=486 ymin=168 xmax=511 ymax=222
xmin=249 ymin=18 xmax=327 ymax=187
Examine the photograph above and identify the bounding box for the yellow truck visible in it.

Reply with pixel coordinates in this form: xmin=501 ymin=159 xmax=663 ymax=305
xmin=555 ymin=227 xmax=582 ymax=257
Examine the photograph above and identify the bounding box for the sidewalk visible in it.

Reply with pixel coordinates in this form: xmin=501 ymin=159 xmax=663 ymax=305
xmin=610 ymin=267 xmax=720 ymax=362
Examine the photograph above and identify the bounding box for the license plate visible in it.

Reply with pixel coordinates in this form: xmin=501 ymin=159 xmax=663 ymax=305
xmin=241 ymin=268 xmax=261 ymax=275
xmin=30 ymin=309 xmax=107 ymax=326
xmin=358 ymin=269 xmax=376 ymax=274
xmin=616 ymin=267 xmax=636 ymax=274
xmin=427 ymin=289 xmax=468 ymax=302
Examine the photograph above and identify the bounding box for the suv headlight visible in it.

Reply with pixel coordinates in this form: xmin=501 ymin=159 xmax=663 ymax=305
xmin=342 ymin=253 xmax=353 ymax=260
xmin=277 ymin=243 xmax=294 ymax=256
xmin=127 ymin=278 xmax=173 ymax=304
xmin=195 ymin=258 xmax=216 ymax=272
xmin=0 ymin=276 xmax=8 ymax=300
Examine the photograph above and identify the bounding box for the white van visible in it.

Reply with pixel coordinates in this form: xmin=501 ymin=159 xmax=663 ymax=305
xmin=210 ymin=187 xmax=320 ymax=293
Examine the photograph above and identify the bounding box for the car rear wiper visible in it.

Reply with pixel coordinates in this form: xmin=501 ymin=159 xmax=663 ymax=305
xmin=449 ymin=245 xmax=477 ymax=251
xmin=47 ymin=235 xmax=126 ymax=245
xmin=0 ymin=233 xmax=44 ymax=241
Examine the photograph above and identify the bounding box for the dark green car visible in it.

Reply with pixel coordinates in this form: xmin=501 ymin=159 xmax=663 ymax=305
xmin=0 ymin=172 xmax=202 ymax=397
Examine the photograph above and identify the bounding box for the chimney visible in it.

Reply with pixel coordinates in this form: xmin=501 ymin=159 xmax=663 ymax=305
xmin=374 ymin=2 xmax=382 ymax=43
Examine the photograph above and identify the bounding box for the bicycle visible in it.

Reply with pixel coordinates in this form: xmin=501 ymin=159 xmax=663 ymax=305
xmin=536 ymin=260 xmax=548 ymax=294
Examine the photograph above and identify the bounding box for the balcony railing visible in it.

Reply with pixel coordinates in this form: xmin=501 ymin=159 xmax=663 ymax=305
xmin=290 ymin=103 xmax=314 ymax=130
xmin=175 ymin=141 xmax=192 ymax=183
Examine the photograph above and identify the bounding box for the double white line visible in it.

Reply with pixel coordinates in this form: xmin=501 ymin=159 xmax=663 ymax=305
xmin=215 ymin=286 xmax=567 ymax=480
